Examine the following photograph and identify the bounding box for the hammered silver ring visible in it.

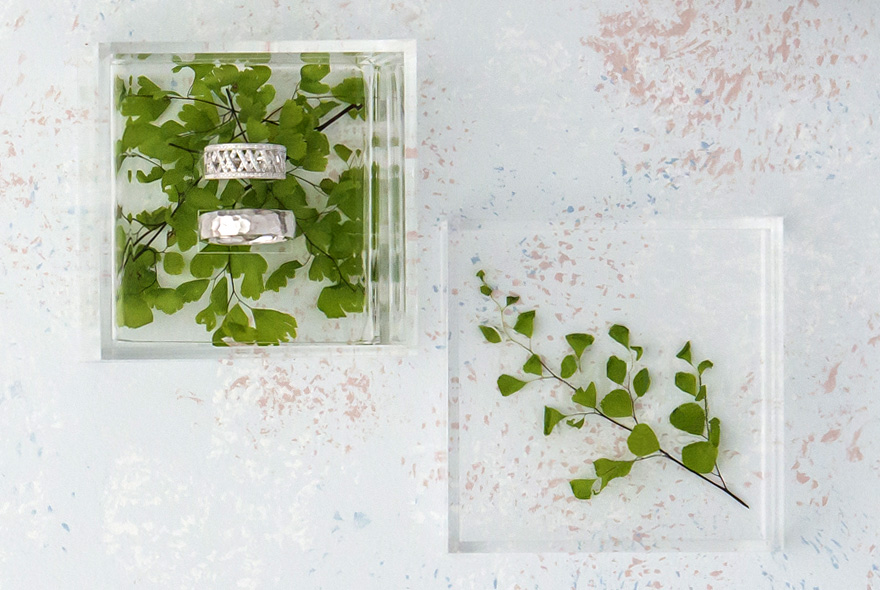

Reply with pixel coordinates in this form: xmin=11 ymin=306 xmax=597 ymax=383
xmin=198 ymin=209 xmax=296 ymax=246
xmin=203 ymin=143 xmax=287 ymax=180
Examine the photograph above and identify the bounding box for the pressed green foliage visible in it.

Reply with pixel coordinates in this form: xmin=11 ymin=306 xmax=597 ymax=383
xmin=572 ymin=383 xmax=597 ymax=408
xmin=681 ymin=441 xmax=718 ymax=474
xmin=543 ymin=406 xmax=566 ymax=436
xmin=213 ymin=303 xmax=259 ymax=346
xmin=670 ymin=402 xmax=706 ymax=435
xmin=162 ymin=252 xmax=184 ymax=275
xmin=316 ymin=283 xmax=365 ymax=318
xmin=121 ymin=250 xmax=157 ymax=295
xmin=565 ymin=333 xmax=594 ymax=359
xmin=237 ymin=66 xmax=271 ymax=95
xmin=331 ymin=77 xmax=365 ymax=107
xmin=709 ymin=417 xmax=722 ymax=447
xmin=300 ymin=72 xmax=330 ymax=96
xmin=119 ymin=295 xmax=153 ymax=328
xmin=523 ymin=354 xmax=543 ymax=375
xmin=593 ymin=458 xmax=634 ymax=490
xmin=252 ymin=308 xmax=298 ymax=344
xmin=609 ymin=324 xmax=629 ymax=348
xmin=476 ymin=273 xmax=747 ymax=508
xmin=176 ymin=279 xmax=209 ymax=302
xmin=246 ymin=116 xmax=270 ymax=142
xmin=300 ymin=63 xmax=331 ymax=94
xmin=677 ymin=341 xmax=692 ymax=364
xmin=180 ymin=103 xmax=218 ymax=132
xmin=627 ymin=424 xmax=660 ymax=457
xmin=633 ymin=368 xmax=650 ymax=397
xmin=333 ymin=143 xmax=352 ymax=162
xmin=570 ymin=479 xmax=597 ymax=500
xmin=265 ymin=261 xmax=302 ymax=292
xmin=159 ymin=288 xmax=187 ymax=313
xmin=606 ymin=355 xmax=627 ymax=385
xmin=497 ymin=374 xmax=527 ymax=397
xmin=301 ymin=130 xmax=330 ymax=171
xmin=675 ymin=372 xmax=697 ymax=395
xmin=308 ymin=254 xmax=339 ymax=282
xmin=137 ymin=166 xmax=164 ymax=184
xmin=600 ymin=389 xmax=633 ymax=417
xmin=116 ymin=59 xmax=368 ymax=344
xmin=135 ymin=206 xmax=170 ymax=226
xmin=480 ymin=325 xmax=502 ymax=344
xmin=190 ymin=252 xmax=226 ymax=278
xmin=560 ymin=355 xmax=578 ymax=379
xmin=195 ymin=278 xmax=229 ymax=331
xmin=513 ymin=310 xmax=536 ymax=338
xmin=229 ymin=253 xmax=268 ymax=300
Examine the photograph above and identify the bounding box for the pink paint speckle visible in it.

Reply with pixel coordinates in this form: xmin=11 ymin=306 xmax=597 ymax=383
xmin=820 ymin=428 xmax=841 ymax=443
xmin=847 ymin=427 xmax=864 ymax=462
xmin=585 ymin=0 xmax=873 ymax=189
xmin=822 ymin=362 xmax=840 ymax=393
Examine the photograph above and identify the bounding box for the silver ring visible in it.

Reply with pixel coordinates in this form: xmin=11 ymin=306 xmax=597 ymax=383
xmin=198 ymin=209 xmax=296 ymax=245
xmin=203 ymin=143 xmax=287 ymax=180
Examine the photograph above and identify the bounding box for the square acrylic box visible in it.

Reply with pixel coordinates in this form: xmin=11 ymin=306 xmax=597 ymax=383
xmin=98 ymin=41 xmax=416 ymax=358
xmin=448 ymin=218 xmax=783 ymax=552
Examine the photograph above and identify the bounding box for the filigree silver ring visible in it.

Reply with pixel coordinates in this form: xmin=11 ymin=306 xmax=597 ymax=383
xmin=203 ymin=143 xmax=287 ymax=180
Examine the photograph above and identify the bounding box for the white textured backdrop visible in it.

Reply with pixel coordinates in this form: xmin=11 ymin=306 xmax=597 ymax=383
xmin=1 ymin=0 xmax=878 ymax=588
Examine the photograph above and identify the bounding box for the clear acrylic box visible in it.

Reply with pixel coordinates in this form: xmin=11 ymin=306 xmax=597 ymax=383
xmin=448 ymin=218 xmax=783 ymax=552
xmin=98 ymin=42 xmax=416 ymax=358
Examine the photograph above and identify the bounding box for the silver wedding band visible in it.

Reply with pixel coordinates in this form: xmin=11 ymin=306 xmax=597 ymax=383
xmin=203 ymin=143 xmax=287 ymax=180
xmin=198 ymin=209 xmax=296 ymax=246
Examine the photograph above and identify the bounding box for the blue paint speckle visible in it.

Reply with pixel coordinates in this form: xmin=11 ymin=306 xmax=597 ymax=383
xmin=7 ymin=381 xmax=23 ymax=399
xmin=353 ymin=512 xmax=370 ymax=529
xmin=61 ymin=523 xmax=69 ymax=532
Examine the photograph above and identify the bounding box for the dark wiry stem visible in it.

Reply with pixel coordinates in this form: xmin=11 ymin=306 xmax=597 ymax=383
xmin=484 ymin=284 xmax=750 ymax=510
xmin=315 ymin=103 xmax=362 ymax=132
xmin=127 ymin=93 xmax=231 ymax=112
xmin=226 ymin=88 xmax=247 ymax=141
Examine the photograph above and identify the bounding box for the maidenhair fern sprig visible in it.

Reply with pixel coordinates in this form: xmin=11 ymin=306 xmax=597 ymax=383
xmin=115 ymin=58 xmax=368 ymax=345
xmin=476 ymin=270 xmax=748 ymax=509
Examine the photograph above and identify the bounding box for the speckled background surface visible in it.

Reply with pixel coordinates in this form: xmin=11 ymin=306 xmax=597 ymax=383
xmin=1 ymin=1 xmax=878 ymax=589
xmin=448 ymin=220 xmax=783 ymax=554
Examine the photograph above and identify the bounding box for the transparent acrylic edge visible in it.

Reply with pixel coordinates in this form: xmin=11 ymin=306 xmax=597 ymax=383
xmin=98 ymin=40 xmax=417 ymax=359
xmin=767 ymin=217 xmax=785 ymax=552
xmin=444 ymin=214 xmax=462 ymax=553
xmin=73 ymin=44 xmax=108 ymax=363
xmin=446 ymin=215 xmax=785 ymax=554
